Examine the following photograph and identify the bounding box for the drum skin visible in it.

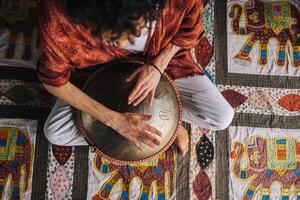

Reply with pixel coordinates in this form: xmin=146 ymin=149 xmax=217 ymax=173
xmin=76 ymin=61 xmax=182 ymax=165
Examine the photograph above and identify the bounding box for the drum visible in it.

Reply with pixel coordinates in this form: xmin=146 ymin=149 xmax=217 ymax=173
xmin=75 ymin=61 xmax=182 ymax=165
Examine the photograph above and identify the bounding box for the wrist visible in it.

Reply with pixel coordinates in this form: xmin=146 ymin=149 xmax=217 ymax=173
xmin=151 ymin=43 xmax=181 ymax=72
xmin=94 ymin=105 xmax=119 ymax=128
xmin=149 ymin=62 xmax=163 ymax=75
xmin=150 ymin=60 xmax=167 ymax=73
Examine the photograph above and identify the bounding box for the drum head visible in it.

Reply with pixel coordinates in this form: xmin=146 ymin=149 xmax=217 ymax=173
xmin=76 ymin=61 xmax=182 ymax=165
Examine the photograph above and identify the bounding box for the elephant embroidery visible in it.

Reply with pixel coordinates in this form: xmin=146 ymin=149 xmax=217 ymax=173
xmin=230 ymin=135 xmax=300 ymax=200
xmin=229 ymin=0 xmax=300 ymax=67
xmin=92 ymin=148 xmax=176 ymax=200
xmin=0 ymin=0 xmax=39 ymax=60
xmin=0 ymin=127 xmax=33 ymax=200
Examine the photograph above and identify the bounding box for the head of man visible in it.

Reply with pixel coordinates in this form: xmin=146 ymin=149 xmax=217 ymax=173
xmin=67 ymin=0 xmax=165 ymax=47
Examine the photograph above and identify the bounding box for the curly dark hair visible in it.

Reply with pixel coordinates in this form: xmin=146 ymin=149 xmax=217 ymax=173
xmin=66 ymin=0 xmax=165 ymax=38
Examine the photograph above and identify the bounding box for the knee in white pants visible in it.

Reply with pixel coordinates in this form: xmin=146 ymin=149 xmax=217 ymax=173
xmin=44 ymin=121 xmax=54 ymax=144
xmin=43 ymin=114 xmax=76 ymax=146
xmin=175 ymin=75 xmax=235 ymax=131
xmin=214 ymin=104 xmax=234 ymax=130
xmin=183 ymin=102 xmax=234 ymax=131
xmin=43 ymin=118 xmax=62 ymax=145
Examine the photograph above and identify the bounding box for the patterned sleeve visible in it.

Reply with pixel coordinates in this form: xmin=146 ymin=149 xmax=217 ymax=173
xmin=37 ymin=0 xmax=74 ymax=87
xmin=171 ymin=0 xmax=205 ymax=49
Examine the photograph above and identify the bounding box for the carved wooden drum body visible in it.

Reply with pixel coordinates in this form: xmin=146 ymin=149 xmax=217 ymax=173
xmin=76 ymin=61 xmax=182 ymax=165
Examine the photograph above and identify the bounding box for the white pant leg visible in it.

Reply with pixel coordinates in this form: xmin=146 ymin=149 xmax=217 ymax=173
xmin=175 ymin=75 xmax=234 ymax=130
xmin=44 ymin=99 xmax=88 ymax=146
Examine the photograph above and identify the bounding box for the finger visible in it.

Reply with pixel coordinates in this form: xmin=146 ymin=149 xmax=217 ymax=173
xmin=146 ymin=125 xmax=162 ymax=137
xmin=128 ymin=79 xmax=145 ymax=103
xmin=126 ymin=68 xmax=143 ymax=82
xmin=149 ymin=90 xmax=155 ymax=107
xmin=131 ymin=137 xmax=143 ymax=151
xmin=140 ymin=137 xmax=157 ymax=148
xmin=142 ymin=131 xmax=160 ymax=146
xmin=140 ymin=114 xmax=152 ymax=121
xmin=132 ymin=89 xmax=150 ymax=106
xmin=130 ymin=86 xmax=148 ymax=105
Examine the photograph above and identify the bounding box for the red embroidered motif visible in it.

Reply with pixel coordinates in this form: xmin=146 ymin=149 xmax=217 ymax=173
xmin=52 ymin=144 xmax=72 ymax=165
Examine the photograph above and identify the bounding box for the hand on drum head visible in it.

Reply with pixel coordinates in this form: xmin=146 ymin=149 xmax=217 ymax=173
xmin=127 ymin=64 xmax=161 ymax=107
xmin=112 ymin=112 xmax=162 ymax=149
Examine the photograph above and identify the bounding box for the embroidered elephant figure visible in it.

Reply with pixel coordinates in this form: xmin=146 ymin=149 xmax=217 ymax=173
xmin=92 ymin=148 xmax=176 ymax=200
xmin=231 ymin=135 xmax=300 ymax=200
xmin=0 ymin=0 xmax=39 ymax=60
xmin=229 ymin=0 xmax=300 ymax=67
xmin=0 ymin=127 xmax=32 ymax=200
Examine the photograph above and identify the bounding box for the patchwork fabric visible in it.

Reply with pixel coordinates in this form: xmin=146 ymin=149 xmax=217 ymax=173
xmin=229 ymin=127 xmax=300 ymax=199
xmin=0 ymin=0 xmax=39 ymax=68
xmin=191 ymin=0 xmax=216 ymax=82
xmin=218 ymin=85 xmax=300 ymax=116
xmin=46 ymin=144 xmax=75 ymax=200
xmin=195 ymin=37 xmax=214 ymax=69
xmin=0 ymin=67 xmax=51 ymax=200
xmin=196 ymin=134 xmax=214 ymax=169
xmin=4 ymin=0 xmax=300 ymax=199
xmin=192 ymin=169 xmax=212 ymax=200
xmin=0 ymin=119 xmax=37 ymax=200
xmin=0 ymin=127 xmax=18 ymax=161
xmin=214 ymin=0 xmax=300 ymax=199
xmin=189 ymin=127 xmax=215 ymax=200
xmin=267 ymin=138 xmax=296 ymax=171
xmin=87 ymin=147 xmax=177 ymax=200
xmin=226 ymin=0 xmax=300 ymax=77
xmin=0 ymin=1 xmax=218 ymax=199
xmin=189 ymin=1 xmax=217 ymax=199
xmin=0 ymin=80 xmax=52 ymax=107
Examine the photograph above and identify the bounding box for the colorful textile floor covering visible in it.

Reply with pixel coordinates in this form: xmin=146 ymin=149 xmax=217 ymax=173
xmin=0 ymin=67 xmax=52 ymax=200
xmin=213 ymin=0 xmax=300 ymax=199
xmin=0 ymin=0 xmax=299 ymax=199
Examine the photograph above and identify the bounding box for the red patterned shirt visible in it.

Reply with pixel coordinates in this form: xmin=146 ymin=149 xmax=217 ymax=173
xmin=38 ymin=0 xmax=204 ymax=87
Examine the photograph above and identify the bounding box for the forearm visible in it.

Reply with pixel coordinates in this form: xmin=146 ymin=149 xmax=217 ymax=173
xmin=151 ymin=43 xmax=181 ymax=72
xmin=43 ymin=82 xmax=117 ymax=127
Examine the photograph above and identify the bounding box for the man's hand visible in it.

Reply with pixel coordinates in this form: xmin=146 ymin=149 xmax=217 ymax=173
xmin=127 ymin=64 xmax=161 ymax=107
xmin=112 ymin=112 xmax=162 ymax=149
xmin=126 ymin=43 xmax=181 ymax=107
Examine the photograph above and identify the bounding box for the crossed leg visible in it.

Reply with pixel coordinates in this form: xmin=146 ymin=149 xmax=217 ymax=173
xmin=44 ymin=75 xmax=234 ymax=146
